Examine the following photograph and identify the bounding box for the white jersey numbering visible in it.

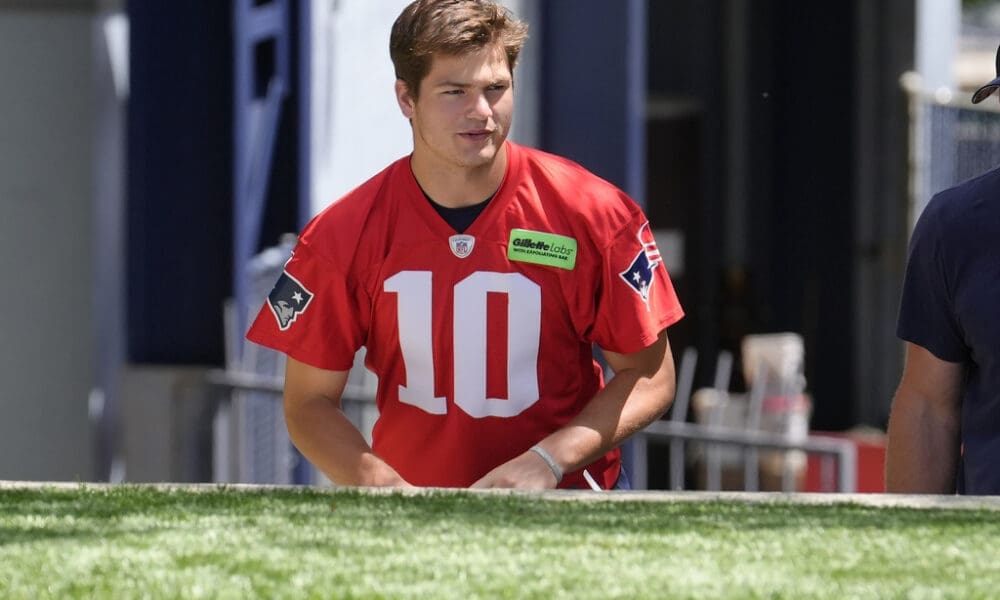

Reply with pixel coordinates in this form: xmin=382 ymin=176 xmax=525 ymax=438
xmin=384 ymin=270 xmax=541 ymax=418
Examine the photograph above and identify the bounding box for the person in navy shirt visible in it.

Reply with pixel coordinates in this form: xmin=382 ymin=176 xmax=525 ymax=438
xmin=886 ymin=46 xmax=1000 ymax=494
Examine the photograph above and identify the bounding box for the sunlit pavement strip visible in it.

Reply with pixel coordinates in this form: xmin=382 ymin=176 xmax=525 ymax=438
xmin=3 ymin=479 xmax=1000 ymax=510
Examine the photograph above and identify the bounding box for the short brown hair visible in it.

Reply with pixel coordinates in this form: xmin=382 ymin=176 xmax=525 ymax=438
xmin=390 ymin=0 xmax=528 ymax=99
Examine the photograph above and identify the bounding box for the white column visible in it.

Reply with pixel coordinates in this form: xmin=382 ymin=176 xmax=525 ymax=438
xmin=309 ymin=0 xmax=413 ymax=216
xmin=915 ymin=0 xmax=960 ymax=92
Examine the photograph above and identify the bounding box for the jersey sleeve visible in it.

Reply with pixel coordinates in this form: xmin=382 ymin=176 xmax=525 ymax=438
xmin=896 ymin=197 xmax=968 ymax=363
xmin=591 ymin=216 xmax=684 ymax=355
xmin=245 ymin=238 xmax=368 ymax=371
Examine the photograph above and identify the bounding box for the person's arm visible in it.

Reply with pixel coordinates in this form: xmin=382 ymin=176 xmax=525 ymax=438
xmin=885 ymin=342 xmax=965 ymax=493
xmin=471 ymin=330 xmax=675 ymax=489
xmin=283 ymin=356 xmax=412 ymax=487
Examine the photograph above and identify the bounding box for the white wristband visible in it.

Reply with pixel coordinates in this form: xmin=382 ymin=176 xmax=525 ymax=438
xmin=529 ymin=445 xmax=563 ymax=484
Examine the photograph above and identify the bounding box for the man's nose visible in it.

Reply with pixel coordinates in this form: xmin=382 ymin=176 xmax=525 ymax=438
xmin=467 ymin=92 xmax=491 ymax=119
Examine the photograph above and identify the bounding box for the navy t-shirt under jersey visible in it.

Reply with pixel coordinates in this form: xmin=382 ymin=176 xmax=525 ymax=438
xmin=897 ymin=165 xmax=1000 ymax=494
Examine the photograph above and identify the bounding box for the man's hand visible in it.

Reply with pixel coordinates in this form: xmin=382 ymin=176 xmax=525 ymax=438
xmin=469 ymin=448 xmax=559 ymax=489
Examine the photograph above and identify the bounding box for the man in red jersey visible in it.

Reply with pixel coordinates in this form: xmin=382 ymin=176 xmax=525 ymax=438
xmin=246 ymin=0 xmax=684 ymax=489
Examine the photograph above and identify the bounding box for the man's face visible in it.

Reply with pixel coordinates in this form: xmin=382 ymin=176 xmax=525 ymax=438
xmin=397 ymin=44 xmax=514 ymax=171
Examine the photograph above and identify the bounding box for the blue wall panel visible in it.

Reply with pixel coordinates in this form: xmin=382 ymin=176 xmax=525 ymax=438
xmin=540 ymin=0 xmax=646 ymax=206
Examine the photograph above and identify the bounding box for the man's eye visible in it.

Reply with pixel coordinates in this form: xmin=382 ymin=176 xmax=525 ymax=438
xmin=444 ymin=89 xmax=464 ymax=95
xmin=487 ymin=85 xmax=507 ymax=92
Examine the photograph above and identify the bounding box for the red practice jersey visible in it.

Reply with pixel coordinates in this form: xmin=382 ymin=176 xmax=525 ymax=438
xmin=246 ymin=142 xmax=684 ymax=489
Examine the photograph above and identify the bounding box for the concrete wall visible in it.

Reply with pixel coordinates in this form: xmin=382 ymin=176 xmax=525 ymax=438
xmin=0 ymin=7 xmax=98 ymax=480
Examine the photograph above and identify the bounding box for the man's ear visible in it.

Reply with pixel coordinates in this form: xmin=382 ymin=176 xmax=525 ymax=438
xmin=395 ymin=79 xmax=415 ymax=119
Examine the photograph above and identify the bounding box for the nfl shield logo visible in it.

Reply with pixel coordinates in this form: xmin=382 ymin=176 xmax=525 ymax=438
xmin=449 ymin=234 xmax=475 ymax=259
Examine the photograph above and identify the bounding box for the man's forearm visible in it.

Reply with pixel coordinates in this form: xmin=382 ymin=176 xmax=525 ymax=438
xmin=284 ymin=399 xmax=409 ymax=487
xmin=541 ymin=364 xmax=672 ymax=474
xmin=469 ymin=366 xmax=672 ymax=490
xmin=885 ymin=393 xmax=960 ymax=493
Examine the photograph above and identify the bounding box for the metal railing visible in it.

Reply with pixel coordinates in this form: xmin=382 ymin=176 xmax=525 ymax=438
xmin=901 ymin=70 xmax=1000 ymax=232
xmin=632 ymin=346 xmax=858 ymax=493
xmin=633 ymin=421 xmax=857 ymax=493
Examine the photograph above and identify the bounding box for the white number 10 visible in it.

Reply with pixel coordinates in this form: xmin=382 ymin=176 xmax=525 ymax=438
xmin=384 ymin=271 xmax=541 ymax=418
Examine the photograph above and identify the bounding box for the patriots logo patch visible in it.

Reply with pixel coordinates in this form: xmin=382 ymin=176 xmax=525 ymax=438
xmin=618 ymin=222 xmax=663 ymax=309
xmin=267 ymin=271 xmax=314 ymax=330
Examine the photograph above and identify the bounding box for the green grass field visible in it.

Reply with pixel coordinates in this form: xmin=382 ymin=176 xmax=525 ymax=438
xmin=1 ymin=484 xmax=998 ymax=599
